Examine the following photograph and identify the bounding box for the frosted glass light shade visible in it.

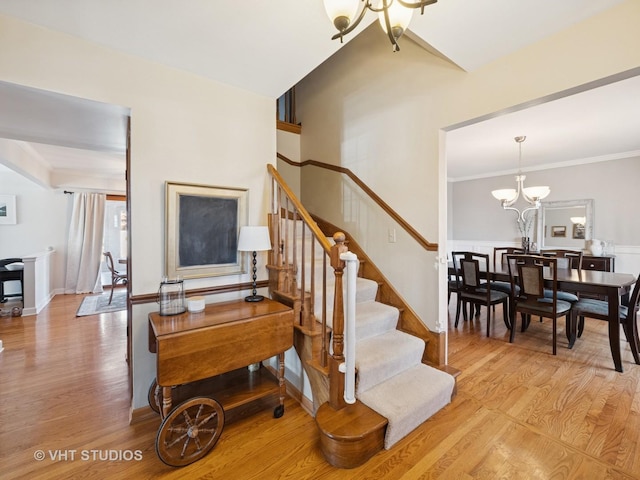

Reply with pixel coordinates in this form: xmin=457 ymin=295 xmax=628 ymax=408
xmin=378 ymin=0 xmax=414 ymax=35
xmin=237 ymin=226 xmax=272 ymax=252
xmin=323 ymin=0 xmax=359 ymax=26
xmin=523 ymin=186 xmax=550 ymax=200
xmin=491 ymin=189 xmax=517 ymax=202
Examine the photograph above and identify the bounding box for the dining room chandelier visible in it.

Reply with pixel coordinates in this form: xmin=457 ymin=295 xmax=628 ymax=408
xmin=323 ymin=0 xmax=437 ymax=52
xmin=491 ymin=136 xmax=551 ymax=222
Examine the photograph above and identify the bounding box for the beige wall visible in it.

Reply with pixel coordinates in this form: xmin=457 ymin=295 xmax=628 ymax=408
xmin=295 ymin=1 xmax=640 ymax=338
xmin=0 ymin=14 xmax=276 ymax=409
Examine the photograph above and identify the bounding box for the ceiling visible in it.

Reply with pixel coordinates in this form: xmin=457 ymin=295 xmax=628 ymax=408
xmin=0 ymin=0 xmax=636 ymax=185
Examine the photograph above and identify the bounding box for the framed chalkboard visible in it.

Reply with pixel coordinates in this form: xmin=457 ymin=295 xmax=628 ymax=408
xmin=165 ymin=182 xmax=248 ymax=279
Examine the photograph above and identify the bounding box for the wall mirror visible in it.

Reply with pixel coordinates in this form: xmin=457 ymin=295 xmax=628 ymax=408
xmin=536 ymin=199 xmax=593 ymax=250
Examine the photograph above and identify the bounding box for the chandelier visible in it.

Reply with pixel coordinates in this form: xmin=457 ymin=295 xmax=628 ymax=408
xmin=491 ymin=136 xmax=551 ymax=222
xmin=323 ymin=0 xmax=437 ymax=52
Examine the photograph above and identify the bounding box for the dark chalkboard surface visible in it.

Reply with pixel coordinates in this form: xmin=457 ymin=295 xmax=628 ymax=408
xmin=178 ymin=195 xmax=239 ymax=267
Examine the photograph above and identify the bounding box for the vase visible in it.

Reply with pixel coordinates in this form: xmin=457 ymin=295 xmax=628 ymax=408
xmin=521 ymin=237 xmax=530 ymax=254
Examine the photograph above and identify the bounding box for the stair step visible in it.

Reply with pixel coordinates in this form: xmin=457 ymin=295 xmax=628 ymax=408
xmin=353 ymin=301 xmax=399 ymax=341
xmin=315 ymin=400 xmax=387 ymax=469
xmin=358 ymin=363 xmax=455 ymax=449
xmin=356 ymin=330 xmax=424 ymax=393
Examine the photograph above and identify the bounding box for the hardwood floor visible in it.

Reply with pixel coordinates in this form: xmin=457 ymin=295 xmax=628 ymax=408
xmin=1 ymin=294 xmax=640 ymax=479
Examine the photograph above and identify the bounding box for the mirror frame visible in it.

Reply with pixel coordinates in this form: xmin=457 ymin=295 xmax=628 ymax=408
xmin=536 ymin=199 xmax=594 ymax=249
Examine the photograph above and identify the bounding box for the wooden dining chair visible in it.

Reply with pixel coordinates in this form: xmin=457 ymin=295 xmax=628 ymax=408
xmin=569 ymin=275 xmax=640 ymax=364
xmin=103 ymin=252 xmax=128 ymax=304
xmin=451 ymin=251 xmax=509 ymax=336
xmin=506 ymin=254 xmax=573 ymax=355
xmin=491 ymin=247 xmax=525 ymax=295
xmin=540 ymin=249 xmax=583 ymax=303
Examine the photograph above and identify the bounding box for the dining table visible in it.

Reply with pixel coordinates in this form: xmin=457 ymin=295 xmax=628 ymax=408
xmin=449 ymin=261 xmax=637 ymax=372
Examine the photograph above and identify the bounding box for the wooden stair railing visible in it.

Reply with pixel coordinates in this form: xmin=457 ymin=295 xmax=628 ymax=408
xmin=267 ymin=164 xmax=350 ymax=411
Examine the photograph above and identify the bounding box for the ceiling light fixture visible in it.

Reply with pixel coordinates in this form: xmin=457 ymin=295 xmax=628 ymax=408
xmin=491 ymin=136 xmax=551 ymax=222
xmin=323 ymin=0 xmax=437 ymax=52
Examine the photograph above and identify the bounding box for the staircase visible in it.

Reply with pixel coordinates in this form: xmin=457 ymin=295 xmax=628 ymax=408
xmin=266 ymin=165 xmax=456 ymax=467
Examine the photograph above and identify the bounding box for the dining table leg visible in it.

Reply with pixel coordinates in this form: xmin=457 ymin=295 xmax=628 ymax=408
xmin=607 ymin=286 xmax=623 ymax=373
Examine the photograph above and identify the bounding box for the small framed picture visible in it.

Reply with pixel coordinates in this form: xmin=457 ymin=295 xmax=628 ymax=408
xmin=572 ymin=223 xmax=585 ymax=239
xmin=0 ymin=195 xmax=17 ymax=225
xmin=551 ymin=225 xmax=566 ymax=238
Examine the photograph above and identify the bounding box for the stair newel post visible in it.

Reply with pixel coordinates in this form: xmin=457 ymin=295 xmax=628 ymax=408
xmin=329 ymin=232 xmax=348 ymax=410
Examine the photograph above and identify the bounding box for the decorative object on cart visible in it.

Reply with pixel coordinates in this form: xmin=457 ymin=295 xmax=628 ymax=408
xmin=157 ymin=277 xmax=186 ymax=316
xmin=323 ymin=0 xmax=437 ymax=52
xmin=165 ymin=182 xmax=248 ymax=279
xmin=186 ymin=295 xmax=205 ymax=313
xmin=237 ymin=226 xmax=272 ymax=302
xmin=491 ymin=136 xmax=550 ymax=223
xmin=0 ymin=194 xmax=17 ymax=225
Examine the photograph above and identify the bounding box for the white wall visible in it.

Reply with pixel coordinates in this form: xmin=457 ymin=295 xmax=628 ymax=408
xmin=0 ymin=168 xmax=68 ymax=295
xmin=295 ymin=1 xmax=640 ymax=339
xmin=0 ymin=14 xmax=277 ymax=411
xmin=276 ymin=129 xmax=301 ymax=198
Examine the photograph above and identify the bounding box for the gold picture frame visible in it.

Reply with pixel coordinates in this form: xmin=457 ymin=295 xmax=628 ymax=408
xmin=551 ymin=225 xmax=567 ymax=238
xmin=165 ymin=182 xmax=248 ymax=279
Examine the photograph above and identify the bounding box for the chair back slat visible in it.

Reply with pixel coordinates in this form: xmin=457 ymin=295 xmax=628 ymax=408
xmin=461 ymin=260 xmax=480 ymax=288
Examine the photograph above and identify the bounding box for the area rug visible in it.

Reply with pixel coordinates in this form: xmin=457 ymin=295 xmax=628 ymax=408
xmin=76 ymin=290 xmax=127 ymax=317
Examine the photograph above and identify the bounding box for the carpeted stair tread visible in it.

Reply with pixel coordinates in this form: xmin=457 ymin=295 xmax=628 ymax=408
xmin=358 ymin=363 xmax=455 ymax=449
xmin=353 ymin=301 xmax=399 ymax=341
xmin=355 ymin=330 xmax=425 ymax=393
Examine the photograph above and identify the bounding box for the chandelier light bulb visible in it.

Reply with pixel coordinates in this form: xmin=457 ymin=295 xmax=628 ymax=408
xmin=378 ymin=0 xmax=415 ymax=40
xmin=323 ymin=0 xmax=359 ymax=31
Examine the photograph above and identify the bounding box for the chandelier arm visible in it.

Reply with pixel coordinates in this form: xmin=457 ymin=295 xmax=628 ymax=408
xmin=367 ymin=0 xmax=390 ymax=13
xmin=520 ymin=205 xmax=539 ymax=223
xmin=502 ymin=205 xmax=524 ymax=222
xmin=396 ymin=0 xmax=437 ymax=13
xmin=329 ymin=1 xmax=371 ymax=41
xmin=380 ymin=0 xmax=402 ymax=52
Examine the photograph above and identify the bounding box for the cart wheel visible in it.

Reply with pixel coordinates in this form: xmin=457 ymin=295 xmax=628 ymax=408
xmin=273 ymin=404 xmax=285 ymax=418
xmin=148 ymin=379 xmax=162 ymax=414
xmin=156 ymin=396 xmax=224 ymax=467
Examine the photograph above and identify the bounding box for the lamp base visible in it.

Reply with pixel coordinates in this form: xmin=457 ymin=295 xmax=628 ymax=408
xmin=244 ymin=294 xmax=264 ymax=302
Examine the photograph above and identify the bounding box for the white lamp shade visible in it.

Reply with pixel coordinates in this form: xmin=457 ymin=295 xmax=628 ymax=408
xmin=323 ymin=0 xmax=359 ymax=24
xmin=378 ymin=0 xmax=414 ymax=34
xmin=491 ymin=189 xmax=517 ymax=202
xmin=523 ymin=186 xmax=550 ymax=200
xmin=237 ymin=226 xmax=272 ymax=252
xmin=570 ymin=216 xmax=586 ymax=225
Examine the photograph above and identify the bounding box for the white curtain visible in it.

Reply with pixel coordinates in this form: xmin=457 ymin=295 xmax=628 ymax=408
xmin=64 ymin=192 xmax=106 ymax=294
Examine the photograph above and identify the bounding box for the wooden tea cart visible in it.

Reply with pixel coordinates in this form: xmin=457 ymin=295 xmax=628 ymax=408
xmin=148 ymin=298 xmax=294 ymax=466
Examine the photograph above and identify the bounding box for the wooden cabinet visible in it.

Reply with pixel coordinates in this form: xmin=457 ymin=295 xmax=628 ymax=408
xmin=581 ymin=255 xmax=615 ymax=272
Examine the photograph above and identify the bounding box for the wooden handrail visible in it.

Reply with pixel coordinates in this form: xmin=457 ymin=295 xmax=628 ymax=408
xmin=276 ymin=154 xmax=438 ymax=251
xmin=267 ymin=164 xmax=332 ymax=254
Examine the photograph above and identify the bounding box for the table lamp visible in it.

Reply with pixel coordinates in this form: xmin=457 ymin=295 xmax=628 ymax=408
xmin=237 ymin=226 xmax=272 ymax=302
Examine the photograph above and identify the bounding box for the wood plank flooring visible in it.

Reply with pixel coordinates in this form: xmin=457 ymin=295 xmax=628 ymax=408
xmin=1 ymin=294 xmax=640 ymax=479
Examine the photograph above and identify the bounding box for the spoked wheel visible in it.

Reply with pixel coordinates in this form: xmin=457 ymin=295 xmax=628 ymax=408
xmin=156 ymin=396 xmax=225 ymax=467
xmin=148 ymin=379 xmax=162 ymax=414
